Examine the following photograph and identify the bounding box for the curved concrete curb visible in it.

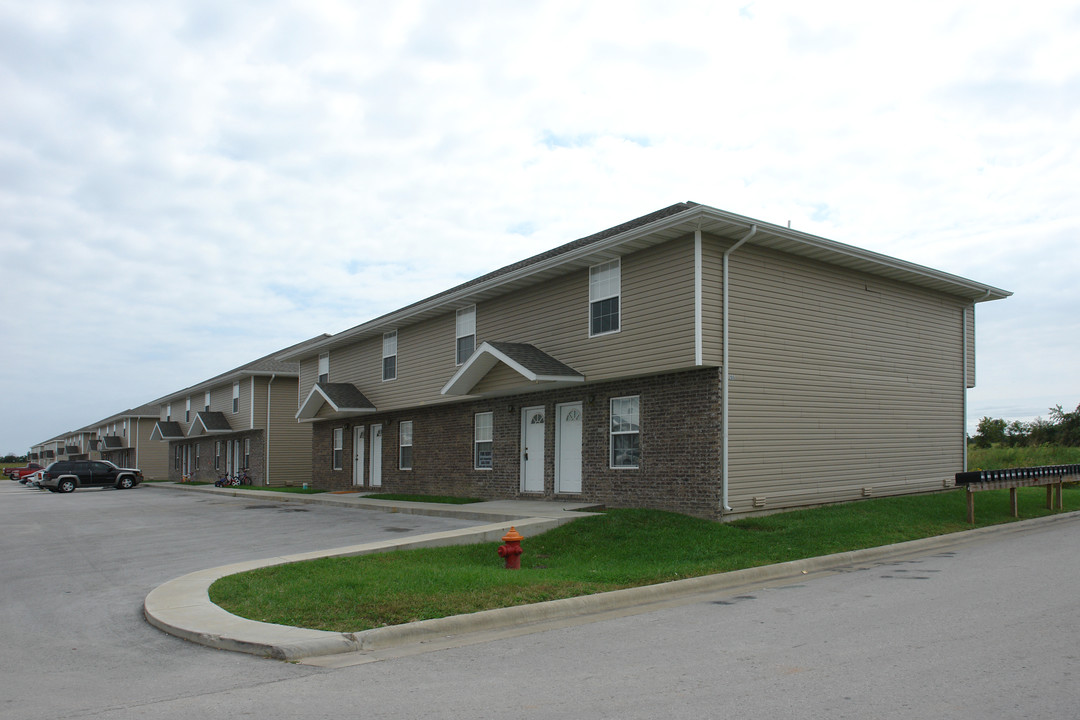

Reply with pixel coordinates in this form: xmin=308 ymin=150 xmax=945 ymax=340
xmin=145 ymin=509 xmax=1080 ymax=662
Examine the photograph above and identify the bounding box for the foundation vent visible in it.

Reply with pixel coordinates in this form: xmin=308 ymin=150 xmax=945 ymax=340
xmin=752 ymin=496 xmax=767 ymax=508
xmin=862 ymin=487 xmax=873 ymax=497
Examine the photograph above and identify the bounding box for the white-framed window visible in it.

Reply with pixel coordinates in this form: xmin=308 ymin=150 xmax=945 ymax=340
xmin=243 ymin=438 xmax=251 ymax=469
xmin=383 ymin=331 xmax=398 ymax=381
xmin=399 ymin=420 xmax=413 ymax=470
xmin=173 ymin=445 xmax=181 ymax=470
xmin=185 ymin=397 xmax=191 ymax=423
xmin=122 ymin=420 xmax=127 ymax=438
xmin=232 ymin=382 xmax=240 ymax=413
xmin=166 ymin=404 xmax=172 ymax=422
xmin=456 ymin=306 xmax=476 ymax=365
xmin=590 ymin=259 xmax=621 ymax=336
xmin=332 ymin=428 xmax=344 ymax=470
xmin=214 ymin=441 xmax=221 ymax=470
xmin=318 ymin=352 xmax=329 ymax=385
xmin=195 ymin=444 xmax=200 ymax=471
xmin=474 ymin=412 xmax=493 ymax=469
xmin=204 ymin=391 xmax=211 ymax=412
xmin=610 ymin=395 xmax=640 ymax=469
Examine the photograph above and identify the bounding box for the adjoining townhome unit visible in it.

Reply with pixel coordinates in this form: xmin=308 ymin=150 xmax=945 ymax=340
xmin=82 ymin=403 xmax=167 ymax=478
xmin=150 ymin=335 xmax=328 ymax=485
xmin=283 ymin=202 xmax=1010 ymax=520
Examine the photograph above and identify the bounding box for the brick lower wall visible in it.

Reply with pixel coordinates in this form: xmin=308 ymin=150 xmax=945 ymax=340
xmin=310 ymin=367 xmax=723 ymax=519
xmin=165 ymin=432 xmax=266 ymax=484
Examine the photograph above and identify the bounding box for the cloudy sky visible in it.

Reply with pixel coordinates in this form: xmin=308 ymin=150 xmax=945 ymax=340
xmin=2 ymin=0 xmax=1077 ymax=454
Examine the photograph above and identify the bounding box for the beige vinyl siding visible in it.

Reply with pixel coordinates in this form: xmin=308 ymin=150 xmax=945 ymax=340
xmin=251 ymin=377 xmax=268 ymax=431
xmin=700 ymin=234 xmax=726 ymax=365
xmin=482 ymin=237 xmax=698 ymax=381
xmin=725 ymin=243 xmax=967 ymax=514
xmin=471 ymin=362 xmax=529 ymax=395
xmin=299 ymin=357 xmax=318 ymax=406
xmin=263 ymin=376 xmax=312 ymax=486
xmin=297 ymin=238 xmax=700 ymax=413
xmin=133 ymin=417 xmax=169 ymax=480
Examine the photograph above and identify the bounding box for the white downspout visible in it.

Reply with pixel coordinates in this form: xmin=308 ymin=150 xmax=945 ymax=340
xmin=265 ymin=374 xmax=275 ymax=486
xmin=722 ymin=224 xmax=757 ymax=513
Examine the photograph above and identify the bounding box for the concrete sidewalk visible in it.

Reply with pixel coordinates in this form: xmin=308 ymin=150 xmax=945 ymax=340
xmin=142 ymin=483 xmax=1080 ymax=664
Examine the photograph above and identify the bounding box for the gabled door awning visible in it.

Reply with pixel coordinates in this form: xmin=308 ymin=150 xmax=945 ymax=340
xmin=296 ymin=383 xmax=377 ymax=422
xmin=441 ymin=341 xmax=585 ymax=397
xmin=187 ymin=412 xmax=235 ymax=437
xmin=150 ymin=422 xmax=185 ymax=441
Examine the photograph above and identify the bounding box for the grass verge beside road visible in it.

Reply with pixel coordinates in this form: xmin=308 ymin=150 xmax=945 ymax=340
xmin=210 ymin=485 xmax=1078 ymax=632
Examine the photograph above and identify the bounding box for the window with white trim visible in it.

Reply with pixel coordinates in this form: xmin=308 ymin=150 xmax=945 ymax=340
xmin=166 ymin=404 xmax=171 ymax=422
xmin=243 ymin=438 xmax=251 ymax=469
xmin=185 ymin=397 xmax=191 ymax=423
xmin=214 ymin=441 xmax=221 ymax=470
xmin=474 ymin=412 xmax=493 ymax=469
xmin=399 ymin=420 xmax=413 ymax=470
xmin=383 ymin=331 xmax=397 ymax=381
xmin=610 ymin=395 xmax=640 ymax=468
xmin=204 ymin=391 xmax=211 ymax=412
xmin=456 ymin=306 xmax=476 ymax=365
xmin=332 ymin=428 xmax=344 ymax=470
xmin=590 ymin=259 xmax=621 ymax=336
xmin=174 ymin=445 xmax=181 ymax=470
xmin=232 ymin=382 xmax=240 ymax=413
xmin=318 ymin=352 xmax=329 ymax=385
xmin=195 ymin=444 xmax=200 ymax=471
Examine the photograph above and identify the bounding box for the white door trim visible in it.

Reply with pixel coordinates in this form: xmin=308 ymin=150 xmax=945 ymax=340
xmin=352 ymin=425 xmax=365 ymax=486
xmin=555 ymin=401 xmax=583 ymax=494
xmin=370 ymin=424 xmax=383 ymax=487
xmin=520 ymin=406 xmax=546 ymax=493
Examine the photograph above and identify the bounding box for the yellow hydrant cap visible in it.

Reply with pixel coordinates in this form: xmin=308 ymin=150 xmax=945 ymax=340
xmin=502 ymin=526 xmax=524 ymax=542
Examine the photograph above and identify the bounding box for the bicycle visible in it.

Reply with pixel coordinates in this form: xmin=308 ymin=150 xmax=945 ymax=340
xmin=237 ymin=468 xmax=253 ymax=486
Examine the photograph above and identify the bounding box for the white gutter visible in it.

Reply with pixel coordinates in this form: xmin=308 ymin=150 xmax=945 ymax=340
xmin=721 ymin=224 xmax=757 ymax=513
xmin=694 ymin=226 xmax=703 ymax=365
xmin=250 ymin=377 xmax=256 ymax=430
xmin=265 ymin=374 xmax=275 ymax=486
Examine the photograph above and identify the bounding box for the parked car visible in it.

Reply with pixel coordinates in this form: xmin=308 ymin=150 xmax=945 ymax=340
xmin=39 ymin=460 xmax=143 ymax=493
xmin=7 ymin=463 xmax=43 ymax=481
xmin=22 ymin=469 xmax=44 ymax=487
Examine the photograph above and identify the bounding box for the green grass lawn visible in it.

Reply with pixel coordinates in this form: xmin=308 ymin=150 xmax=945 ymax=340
xmin=210 ymin=485 xmax=1079 ymax=632
xmin=968 ymin=444 xmax=1080 ymax=470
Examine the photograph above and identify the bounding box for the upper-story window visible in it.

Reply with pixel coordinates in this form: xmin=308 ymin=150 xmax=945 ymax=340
xmin=165 ymin=404 xmax=172 ymax=422
xmin=232 ymin=382 xmax=240 ymax=413
xmin=590 ymin=259 xmax=621 ymax=336
xmin=204 ymin=391 xmax=211 ymax=412
xmin=185 ymin=397 xmax=191 ymax=423
xmin=383 ymin=331 xmax=398 ymax=381
xmin=318 ymin=352 xmax=329 ymax=385
xmin=456 ymin=306 xmax=476 ymax=365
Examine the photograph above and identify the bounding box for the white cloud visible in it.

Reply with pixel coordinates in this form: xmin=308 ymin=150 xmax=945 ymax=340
xmin=2 ymin=0 xmax=1079 ymax=452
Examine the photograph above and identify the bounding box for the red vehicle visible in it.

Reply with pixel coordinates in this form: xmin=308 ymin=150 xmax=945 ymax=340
xmin=7 ymin=463 xmax=43 ymax=481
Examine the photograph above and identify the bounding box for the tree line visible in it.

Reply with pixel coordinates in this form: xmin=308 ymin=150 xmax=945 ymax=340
xmin=971 ymin=403 xmax=1080 ymax=448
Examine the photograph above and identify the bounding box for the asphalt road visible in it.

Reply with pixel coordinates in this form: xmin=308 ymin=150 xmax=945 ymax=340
xmin=3 ymin=480 xmax=1079 ymax=719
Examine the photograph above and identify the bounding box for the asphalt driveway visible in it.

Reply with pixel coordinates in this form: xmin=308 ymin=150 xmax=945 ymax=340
xmin=0 ymin=481 xmax=483 ymax=720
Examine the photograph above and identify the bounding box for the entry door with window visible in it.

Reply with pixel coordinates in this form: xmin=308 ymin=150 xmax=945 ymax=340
xmin=521 ymin=407 xmax=545 ymax=493
xmin=369 ymin=424 xmax=383 ymax=487
xmin=555 ymin=402 xmax=583 ymax=494
xmin=352 ymin=426 xmax=365 ymax=486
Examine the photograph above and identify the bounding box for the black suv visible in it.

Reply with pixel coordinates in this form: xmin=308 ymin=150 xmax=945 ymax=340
xmin=40 ymin=460 xmax=143 ymax=493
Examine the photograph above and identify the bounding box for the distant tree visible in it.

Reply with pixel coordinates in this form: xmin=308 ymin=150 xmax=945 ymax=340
xmin=1049 ymin=403 xmax=1080 ymax=446
xmin=973 ymin=416 xmax=1007 ymax=448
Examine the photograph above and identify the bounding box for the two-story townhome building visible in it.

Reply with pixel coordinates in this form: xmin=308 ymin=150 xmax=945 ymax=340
xmin=150 ymin=336 xmax=328 ymax=485
xmin=287 ymin=202 xmax=1009 ymax=519
xmin=83 ymin=403 xmax=167 ymax=478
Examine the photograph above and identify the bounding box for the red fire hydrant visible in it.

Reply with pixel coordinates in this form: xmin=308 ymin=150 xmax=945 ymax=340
xmin=497 ymin=526 xmax=524 ymax=570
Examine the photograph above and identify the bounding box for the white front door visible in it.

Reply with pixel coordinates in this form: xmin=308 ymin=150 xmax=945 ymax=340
xmin=521 ymin=406 xmax=546 ymax=493
xmin=352 ymin=426 xmax=365 ymax=486
xmin=555 ymin=402 xmax=583 ymax=494
xmin=370 ymin=424 xmax=383 ymax=487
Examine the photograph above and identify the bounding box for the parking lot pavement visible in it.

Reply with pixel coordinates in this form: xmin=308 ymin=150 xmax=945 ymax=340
xmin=0 ymin=481 xmax=487 ymax=720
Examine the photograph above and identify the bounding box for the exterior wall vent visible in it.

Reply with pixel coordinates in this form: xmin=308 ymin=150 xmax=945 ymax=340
xmin=752 ymin=496 xmax=766 ymax=508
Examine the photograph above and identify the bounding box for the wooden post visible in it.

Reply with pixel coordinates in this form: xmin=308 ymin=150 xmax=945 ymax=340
xmin=967 ymin=487 xmax=975 ymax=524
xmin=1009 ymin=487 xmax=1018 ymax=517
